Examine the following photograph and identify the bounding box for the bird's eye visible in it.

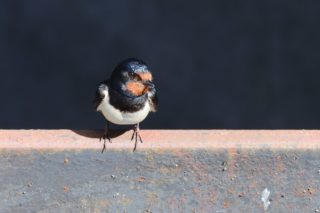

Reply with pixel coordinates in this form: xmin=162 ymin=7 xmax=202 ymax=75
xmin=128 ymin=72 xmax=135 ymax=78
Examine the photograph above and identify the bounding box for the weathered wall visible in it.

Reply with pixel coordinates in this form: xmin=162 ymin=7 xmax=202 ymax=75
xmin=1 ymin=1 xmax=320 ymax=129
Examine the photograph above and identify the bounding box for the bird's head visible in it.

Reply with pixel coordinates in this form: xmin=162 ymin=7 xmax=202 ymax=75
xmin=110 ymin=58 xmax=155 ymax=96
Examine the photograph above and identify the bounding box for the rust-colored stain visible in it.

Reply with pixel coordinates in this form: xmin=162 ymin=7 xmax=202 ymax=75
xmin=63 ymin=186 xmax=70 ymax=193
xmin=295 ymin=187 xmax=317 ymax=197
xmin=223 ymin=200 xmax=231 ymax=208
xmin=1 ymin=130 xmax=320 ymax=150
xmin=63 ymin=158 xmax=69 ymax=165
xmin=275 ymin=155 xmax=285 ymax=173
xmin=238 ymin=192 xmax=245 ymax=197
xmin=192 ymin=188 xmax=201 ymax=197
xmin=227 ymin=148 xmax=238 ymax=178
xmin=307 ymin=187 xmax=316 ymax=195
xmin=132 ymin=176 xmax=146 ymax=183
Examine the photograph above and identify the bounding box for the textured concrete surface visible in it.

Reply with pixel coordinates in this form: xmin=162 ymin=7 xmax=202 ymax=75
xmin=0 ymin=130 xmax=320 ymax=212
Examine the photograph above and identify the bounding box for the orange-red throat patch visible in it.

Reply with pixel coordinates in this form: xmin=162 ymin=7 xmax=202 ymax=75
xmin=137 ymin=71 xmax=153 ymax=81
xmin=126 ymin=82 xmax=147 ymax=96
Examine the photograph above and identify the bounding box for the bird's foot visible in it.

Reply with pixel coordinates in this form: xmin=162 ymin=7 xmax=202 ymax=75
xmin=100 ymin=132 xmax=112 ymax=153
xmin=131 ymin=124 xmax=143 ymax=152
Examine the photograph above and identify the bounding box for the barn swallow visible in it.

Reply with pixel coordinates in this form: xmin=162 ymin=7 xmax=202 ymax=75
xmin=94 ymin=58 xmax=158 ymax=152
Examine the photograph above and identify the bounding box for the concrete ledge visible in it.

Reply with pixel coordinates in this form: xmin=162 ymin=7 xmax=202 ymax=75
xmin=1 ymin=129 xmax=320 ymax=150
xmin=1 ymin=130 xmax=320 ymax=212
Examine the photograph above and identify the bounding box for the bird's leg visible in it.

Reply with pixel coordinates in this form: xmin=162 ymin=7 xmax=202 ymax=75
xmin=136 ymin=123 xmax=143 ymax=144
xmin=101 ymin=121 xmax=112 ymax=153
xmin=131 ymin=123 xmax=143 ymax=152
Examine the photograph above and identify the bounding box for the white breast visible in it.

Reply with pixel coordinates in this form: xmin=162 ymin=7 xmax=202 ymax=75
xmin=97 ymin=88 xmax=150 ymax=125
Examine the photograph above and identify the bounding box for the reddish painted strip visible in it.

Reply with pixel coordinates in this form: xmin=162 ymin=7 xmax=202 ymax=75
xmin=0 ymin=130 xmax=319 ymax=150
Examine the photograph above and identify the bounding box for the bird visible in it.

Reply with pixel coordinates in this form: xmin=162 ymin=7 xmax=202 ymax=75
xmin=94 ymin=58 xmax=158 ymax=152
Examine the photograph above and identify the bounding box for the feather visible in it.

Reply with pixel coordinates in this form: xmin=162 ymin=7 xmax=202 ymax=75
xmin=148 ymin=90 xmax=158 ymax=112
xmin=93 ymin=81 xmax=109 ymax=110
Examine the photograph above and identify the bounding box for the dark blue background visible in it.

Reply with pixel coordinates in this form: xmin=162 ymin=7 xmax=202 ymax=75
xmin=1 ymin=1 xmax=320 ymax=129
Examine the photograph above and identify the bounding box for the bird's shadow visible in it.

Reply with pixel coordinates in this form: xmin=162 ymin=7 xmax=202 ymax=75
xmin=72 ymin=129 xmax=129 ymax=139
xmin=72 ymin=129 xmax=132 ymax=153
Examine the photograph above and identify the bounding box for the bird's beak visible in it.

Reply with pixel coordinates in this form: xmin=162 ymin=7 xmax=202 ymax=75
xmin=142 ymin=81 xmax=155 ymax=93
xmin=143 ymin=80 xmax=154 ymax=88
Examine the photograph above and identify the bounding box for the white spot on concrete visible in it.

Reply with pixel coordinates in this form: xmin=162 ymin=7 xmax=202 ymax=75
xmin=261 ymin=188 xmax=271 ymax=211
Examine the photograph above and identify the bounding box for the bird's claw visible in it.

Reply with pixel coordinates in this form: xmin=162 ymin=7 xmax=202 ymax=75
xmin=101 ymin=131 xmax=112 ymax=153
xmin=131 ymin=124 xmax=143 ymax=152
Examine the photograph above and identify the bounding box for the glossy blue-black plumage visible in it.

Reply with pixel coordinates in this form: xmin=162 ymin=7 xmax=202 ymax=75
xmin=95 ymin=58 xmax=157 ymax=113
xmin=110 ymin=58 xmax=148 ymax=81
